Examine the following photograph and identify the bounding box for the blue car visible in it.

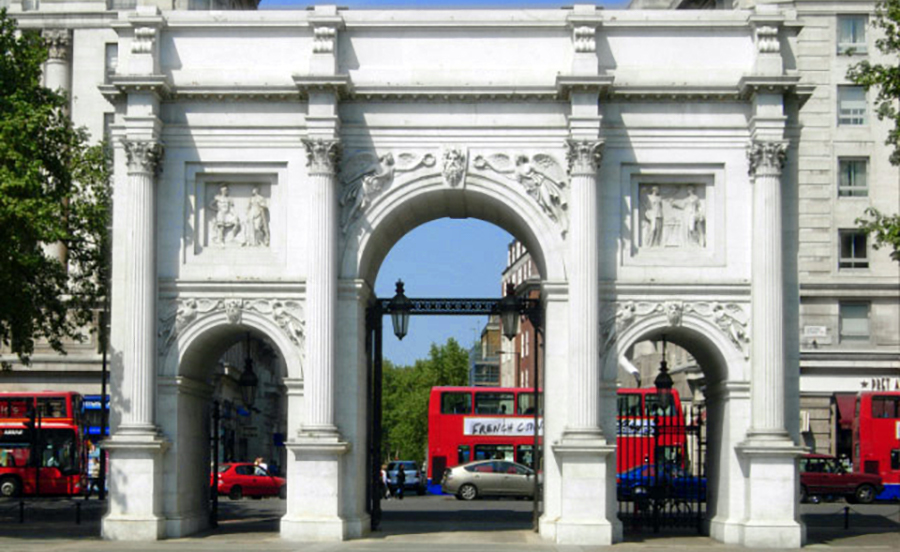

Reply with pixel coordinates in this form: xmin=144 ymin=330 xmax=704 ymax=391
xmin=617 ymin=464 xmax=706 ymax=502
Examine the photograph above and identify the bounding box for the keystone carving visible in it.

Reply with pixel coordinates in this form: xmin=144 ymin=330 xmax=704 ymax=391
xmin=339 ymin=150 xmax=436 ymax=234
xmin=442 ymin=146 xmax=468 ymax=188
xmin=473 ymin=152 xmax=568 ymax=235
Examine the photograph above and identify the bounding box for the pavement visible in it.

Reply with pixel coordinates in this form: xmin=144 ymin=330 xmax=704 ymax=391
xmin=0 ymin=496 xmax=898 ymax=552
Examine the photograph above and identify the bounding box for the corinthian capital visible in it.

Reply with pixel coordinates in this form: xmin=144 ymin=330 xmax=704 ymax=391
xmin=747 ymin=141 xmax=787 ymax=178
xmin=122 ymin=140 xmax=164 ymax=175
xmin=566 ymin=139 xmax=604 ymax=176
xmin=303 ymin=138 xmax=342 ymax=175
xmin=42 ymin=29 xmax=71 ymax=61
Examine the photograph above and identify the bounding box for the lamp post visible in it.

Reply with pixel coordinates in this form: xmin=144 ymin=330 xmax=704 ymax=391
xmin=651 ymin=335 xmax=674 ymax=533
xmin=388 ymin=280 xmax=412 ymax=341
xmin=211 ymin=335 xmax=259 ymax=528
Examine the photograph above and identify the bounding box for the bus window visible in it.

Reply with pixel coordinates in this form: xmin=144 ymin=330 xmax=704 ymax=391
xmin=441 ymin=392 xmax=472 ymax=415
xmin=517 ymin=393 xmax=543 ymax=415
xmin=37 ymin=398 xmax=67 ymax=418
xmin=645 ymin=394 xmax=677 ymax=417
xmin=891 ymin=450 xmax=899 ymax=470
xmin=457 ymin=445 xmax=470 ymax=465
xmin=0 ymin=399 xmax=30 ymax=418
xmin=474 ymin=444 xmax=514 ymax=461
xmin=516 ymin=445 xmax=534 ymax=469
xmin=871 ymin=396 xmax=900 ymax=418
xmin=475 ymin=393 xmax=514 ymax=415
xmin=618 ymin=394 xmax=642 ymax=417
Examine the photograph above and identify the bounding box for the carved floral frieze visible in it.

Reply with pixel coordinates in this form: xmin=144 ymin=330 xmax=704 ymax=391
xmin=599 ymin=300 xmax=750 ymax=358
xmin=473 ymin=152 xmax=568 ymax=235
xmin=303 ymin=139 xmax=341 ymax=175
xmin=747 ymin=141 xmax=787 ymax=177
xmin=755 ymin=26 xmax=780 ymax=54
xmin=574 ymin=26 xmax=597 ymax=53
xmin=339 ymin=150 xmax=436 ymax=234
xmin=132 ymin=27 xmax=157 ymax=55
xmin=158 ymin=297 xmax=306 ymax=358
xmin=313 ymin=26 xmax=337 ymax=54
xmin=42 ymin=29 xmax=71 ymax=61
xmin=122 ymin=140 xmax=163 ymax=175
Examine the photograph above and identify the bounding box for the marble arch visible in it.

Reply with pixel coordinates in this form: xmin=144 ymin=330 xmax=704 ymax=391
xmin=99 ymin=3 xmax=807 ymax=550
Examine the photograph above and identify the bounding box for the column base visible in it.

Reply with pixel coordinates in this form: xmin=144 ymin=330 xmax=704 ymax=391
xmin=551 ymin=433 xmax=621 ymax=545
xmin=736 ymin=437 xmax=806 ymax=549
xmin=101 ymin=429 xmax=169 ymax=541
xmin=282 ymin=432 xmax=351 ymax=542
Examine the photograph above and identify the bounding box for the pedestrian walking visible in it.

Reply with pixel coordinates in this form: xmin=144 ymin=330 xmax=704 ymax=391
xmin=380 ymin=464 xmax=391 ymax=499
xmin=395 ymin=464 xmax=406 ymax=500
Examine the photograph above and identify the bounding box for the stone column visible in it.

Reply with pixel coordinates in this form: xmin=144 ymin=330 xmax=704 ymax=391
xmin=282 ymin=138 xmax=350 ymax=542
xmin=300 ymin=138 xmax=341 ymax=436
xmin=550 ymin=140 xmax=620 ymax=546
xmin=564 ymin=139 xmax=604 ymax=437
xmin=747 ymin=141 xmax=789 ymax=440
xmin=119 ymin=140 xmax=163 ymax=432
xmin=41 ymin=29 xmax=71 ymax=264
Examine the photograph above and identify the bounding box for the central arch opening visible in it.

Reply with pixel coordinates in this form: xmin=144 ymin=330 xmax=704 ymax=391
xmin=362 ymin=217 xmax=547 ymax=541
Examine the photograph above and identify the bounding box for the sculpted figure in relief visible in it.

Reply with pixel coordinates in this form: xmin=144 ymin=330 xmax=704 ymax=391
xmin=209 ymin=185 xmax=241 ymax=246
xmin=514 ymin=155 xmax=568 ymax=228
xmin=643 ymin=186 xmax=665 ymax=247
xmin=671 ymin=185 xmax=706 ymax=248
xmin=244 ymin=187 xmax=270 ymax=247
xmin=340 ymin=153 xmax=395 ymax=233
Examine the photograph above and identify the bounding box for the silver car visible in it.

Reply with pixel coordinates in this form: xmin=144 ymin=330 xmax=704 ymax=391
xmin=441 ymin=459 xmax=537 ymax=501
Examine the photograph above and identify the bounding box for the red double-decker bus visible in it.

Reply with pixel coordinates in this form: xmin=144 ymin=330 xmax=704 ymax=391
xmin=427 ymin=386 xmax=686 ymax=487
xmin=0 ymin=392 xmax=86 ymax=497
xmin=852 ymin=391 xmax=900 ymax=501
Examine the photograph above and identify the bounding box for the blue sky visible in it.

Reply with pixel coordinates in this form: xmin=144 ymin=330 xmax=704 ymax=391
xmin=373 ymin=219 xmax=513 ymax=366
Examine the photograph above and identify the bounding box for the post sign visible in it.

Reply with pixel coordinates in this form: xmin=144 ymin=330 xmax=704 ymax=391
xmin=617 ymin=418 xmax=656 ymax=437
xmin=463 ymin=417 xmax=542 ymax=436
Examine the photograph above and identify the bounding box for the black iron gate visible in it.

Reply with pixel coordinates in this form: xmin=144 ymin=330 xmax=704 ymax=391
xmin=617 ymin=399 xmax=706 ymax=534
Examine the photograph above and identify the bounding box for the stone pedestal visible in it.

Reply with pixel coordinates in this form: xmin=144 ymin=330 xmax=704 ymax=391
xmin=551 ymin=437 xmax=621 ymax=544
xmin=101 ymin=433 xmax=169 ymax=541
xmin=281 ymin=436 xmax=351 ymax=541
xmin=737 ymin=442 xmax=806 ymax=548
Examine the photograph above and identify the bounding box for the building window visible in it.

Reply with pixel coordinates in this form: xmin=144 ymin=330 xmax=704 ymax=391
xmin=839 ymin=303 xmax=870 ymax=342
xmin=838 ymin=86 xmax=867 ymax=126
xmin=838 ymin=158 xmax=868 ymax=197
xmin=839 ymin=230 xmax=868 ymax=269
xmin=837 ymin=15 xmax=867 ymax=54
xmin=104 ymin=43 xmax=118 ymax=84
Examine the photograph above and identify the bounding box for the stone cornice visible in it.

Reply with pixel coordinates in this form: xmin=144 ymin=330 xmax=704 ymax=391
xmin=293 ymin=75 xmax=352 ymax=100
xmin=158 ymin=280 xmax=307 ymax=296
xmin=106 ymin=75 xmax=170 ymax=101
xmin=168 ymin=85 xmax=299 ymax=102
xmin=738 ymin=74 xmax=803 ymax=99
xmin=556 ymin=75 xmax=615 ymax=100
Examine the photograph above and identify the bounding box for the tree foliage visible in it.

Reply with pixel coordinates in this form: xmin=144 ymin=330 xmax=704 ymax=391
xmin=847 ymin=1 xmax=900 ymax=262
xmin=381 ymin=338 xmax=470 ymax=466
xmin=0 ymin=9 xmax=111 ymax=366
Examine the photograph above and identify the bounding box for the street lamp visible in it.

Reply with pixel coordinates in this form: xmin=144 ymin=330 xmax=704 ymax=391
xmin=499 ymin=282 xmax=520 ymax=341
xmin=654 ymin=335 xmax=674 ymax=400
xmin=389 ymin=280 xmax=412 ymax=340
xmin=239 ymin=333 xmax=259 ymax=408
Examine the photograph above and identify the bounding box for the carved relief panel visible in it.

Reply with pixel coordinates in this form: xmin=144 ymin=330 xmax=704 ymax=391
xmin=204 ymin=183 xmax=272 ymax=249
xmin=622 ymin=165 xmax=725 ymax=267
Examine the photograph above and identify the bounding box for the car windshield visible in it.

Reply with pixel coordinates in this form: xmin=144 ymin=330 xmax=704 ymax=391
xmin=388 ymin=462 xmax=416 ymax=471
xmin=218 ymin=464 xmax=231 ymax=473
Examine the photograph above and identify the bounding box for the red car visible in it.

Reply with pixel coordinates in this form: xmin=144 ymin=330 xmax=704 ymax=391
xmin=799 ymin=454 xmax=883 ymax=504
xmin=212 ymin=462 xmax=286 ymax=500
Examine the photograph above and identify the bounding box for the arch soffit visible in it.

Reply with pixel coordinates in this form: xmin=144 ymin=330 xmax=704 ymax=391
xmin=340 ymin=172 xmax=568 ymax=285
xmin=614 ymin=310 xmax=748 ymax=385
xmin=161 ymin=310 xmax=302 ymax=383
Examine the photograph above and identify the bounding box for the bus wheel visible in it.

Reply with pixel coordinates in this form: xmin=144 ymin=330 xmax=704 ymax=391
xmin=854 ymin=484 xmax=876 ymax=504
xmin=458 ymin=484 xmax=478 ymax=501
xmin=229 ymin=486 xmax=243 ymax=500
xmin=0 ymin=476 xmax=21 ymax=498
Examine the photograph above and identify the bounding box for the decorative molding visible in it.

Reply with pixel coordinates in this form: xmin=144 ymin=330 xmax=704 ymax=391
xmin=132 ymin=27 xmax=157 ymax=55
xmin=442 ymin=146 xmax=468 ymax=188
xmin=566 ymin=139 xmax=604 ymax=176
xmin=41 ymin=29 xmax=71 ymax=61
xmin=313 ymin=26 xmax=337 ymax=53
xmin=121 ymin=139 xmax=163 ymax=175
xmin=302 ymin=138 xmax=341 ymax=175
xmin=747 ymin=141 xmax=787 ymax=177
xmin=473 ymin=152 xmax=568 ymax=234
xmin=158 ymin=297 xmax=306 ymax=358
xmin=574 ymin=26 xmax=596 ymax=53
xmin=755 ymin=25 xmax=780 ymax=54
xmin=339 ymin=150 xmax=436 ymax=234
xmin=599 ymin=300 xmax=750 ymax=358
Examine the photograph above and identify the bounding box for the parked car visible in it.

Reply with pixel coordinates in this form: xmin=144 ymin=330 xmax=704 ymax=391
xmin=441 ymin=459 xmax=537 ymax=500
xmin=386 ymin=460 xmax=427 ymax=496
xmin=799 ymin=454 xmax=883 ymax=504
xmin=212 ymin=462 xmax=286 ymax=500
xmin=617 ymin=464 xmax=707 ymax=502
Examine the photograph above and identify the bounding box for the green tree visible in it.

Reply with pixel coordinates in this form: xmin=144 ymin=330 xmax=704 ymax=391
xmin=847 ymin=1 xmax=900 ymax=261
xmin=0 ymin=9 xmax=111 ymax=366
xmin=381 ymin=338 xmax=470 ymax=465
